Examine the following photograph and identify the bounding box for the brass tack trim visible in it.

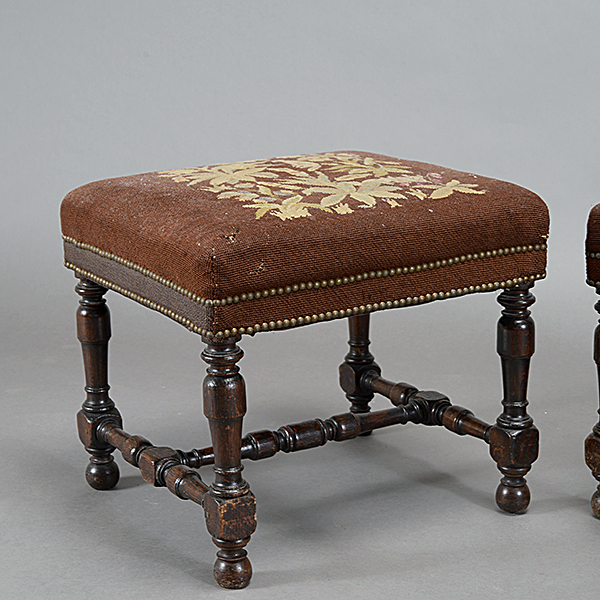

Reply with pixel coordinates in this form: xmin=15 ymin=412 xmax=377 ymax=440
xmin=64 ymin=235 xmax=547 ymax=307
xmin=65 ymin=262 xmax=206 ymax=335
xmin=233 ymin=273 xmax=545 ymax=341
xmin=66 ymin=260 xmax=544 ymax=340
xmin=587 ymin=252 xmax=600 ymax=259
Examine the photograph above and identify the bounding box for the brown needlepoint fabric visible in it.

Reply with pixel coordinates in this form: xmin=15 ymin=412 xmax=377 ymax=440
xmin=586 ymin=204 xmax=600 ymax=287
xmin=61 ymin=151 xmax=549 ymax=337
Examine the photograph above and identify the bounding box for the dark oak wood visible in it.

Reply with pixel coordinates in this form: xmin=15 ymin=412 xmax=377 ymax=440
xmin=339 ymin=315 xmax=380 ymax=436
xmin=585 ymin=297 xmax=600 ymax=518
xmin=363 ymin=374 xmax=417 ymax=406
xmin=201 ymin=337 xmax=256 ymax=590
xmin=99 ymin=421 xmax=211 ymax=501
xmin=362 ymin=373 xmax=492 ymax=440
xmin=75 ymin=278 xmax=121 ymax=490
xmin=490 ymin=283 xmax=539 ymax=513
xmin=98 ymin=389 xmax=490 ymax=474
xmin=184 ymin=404 xmax=422 ymax=466
xmin=71 ymin=278 xmax=542 ymax=589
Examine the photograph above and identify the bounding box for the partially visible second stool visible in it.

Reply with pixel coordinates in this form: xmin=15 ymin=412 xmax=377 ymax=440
xmin=61 ymin=151 xmax=549 ymax=588
xmin=585 ymin=205 xmax=600 ymax=517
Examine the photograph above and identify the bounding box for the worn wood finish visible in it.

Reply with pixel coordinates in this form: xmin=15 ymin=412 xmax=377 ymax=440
xmin=490 ymin=283 xmax=539 ymax=513
xmin=75 ymin=278 xmax=122 ymax=490
xmin=201 ymin=337 xmax=256 ymax=589
xmin=585 ymin=297 xmax=600 ymax=518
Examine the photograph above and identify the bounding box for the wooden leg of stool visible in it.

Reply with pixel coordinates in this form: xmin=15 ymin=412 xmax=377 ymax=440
xmin=75 ymin=278 xmax=121 ymax=490
xmin=490 ymin=283 xmax=539 ymax=514
xmin=585 ymin=297 xmax=600 ymax=518
xmin=339 ymin=315 xmax=380 ymax=435
xmin=202 ymin=336 xmax=256 ymax=589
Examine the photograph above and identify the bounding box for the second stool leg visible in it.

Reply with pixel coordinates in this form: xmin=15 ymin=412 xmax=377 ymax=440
xmin=202 ymin=336 xmax=257 ymax=589
xmin=585 ymin=296 xmax=600 ymax=517
xmin=490 ymin=283 xmax=539 ymax=513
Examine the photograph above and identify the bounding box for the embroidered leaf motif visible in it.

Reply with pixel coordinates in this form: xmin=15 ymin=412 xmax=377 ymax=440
xmin=165 ymin=164 xmax=278 ymax=187
xmin=429 ymin=180 xmax=485 ymax=199
xmin=409 ymin=189 xmax=428 ymax=200
xmin=331 ymin=156 xmax=415 ymax=180
xmin=301 ymin=176 xmax=408 ymax=208
xmin=158 ymin=153 xmax=486 ymax=221
xmin=334 ymin=203 xmax=354 ymax=214
xmin=251 ymin=204 xmax=273 ymax=219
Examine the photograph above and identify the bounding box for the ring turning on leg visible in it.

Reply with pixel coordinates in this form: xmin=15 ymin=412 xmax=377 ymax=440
xmin=339 ymin=315 xmax=381 ymax=436
xmin=202 ymin=336 xmax=256 ymax=589
xmin=490 ymin=283 xmax=539 ymax=513
xmin=75 ymin=278 xmax=121 ymax=490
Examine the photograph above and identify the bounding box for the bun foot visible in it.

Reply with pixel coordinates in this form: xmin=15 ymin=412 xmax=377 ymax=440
xmin=495 ymin=476 xmax=530 ymax=514
xmin=591 ymin=489 xmax=600 ymax=519
xmin=85 ymin=457 xmax=119 ymax=490
xmin=213 ymin=552 xmax=252 ymax=589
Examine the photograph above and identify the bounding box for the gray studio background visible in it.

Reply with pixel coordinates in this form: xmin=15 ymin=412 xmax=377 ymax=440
xmin=2 ymin=1 xmax=599 ymax=598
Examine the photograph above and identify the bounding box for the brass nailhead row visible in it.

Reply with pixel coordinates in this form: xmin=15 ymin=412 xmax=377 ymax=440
xmin=66 ymin=261 xmax=544 ymax=340
xmin=212 ymin=274 xmax=544 ymax=340
xmin=65 ymin=262 xmax=205 ymax=334
xmin=64 ymin=236 xmax=199 ymax=300
xmin=585 ymin=251 xmax=600 ymax=288
xmin=64 ymin=235 xmax=546 ymax=307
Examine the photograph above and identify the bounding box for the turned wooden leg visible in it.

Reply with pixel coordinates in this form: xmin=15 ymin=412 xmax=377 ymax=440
xmin=585 ymin=297 xmax=600 ymax=518
xmin=75 ymin=278 xmax=122 ymax=490
xmin=490 ymin=283 xmax=539 ymax=514
xmin=339 ymin=315 xmax=381 ymax=435
xmin=202 ymin=336 xmax=256 ymax=589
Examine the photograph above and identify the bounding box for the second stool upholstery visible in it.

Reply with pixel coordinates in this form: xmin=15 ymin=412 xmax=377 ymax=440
xmin=584 ymin=205 xmax=600 ymax=517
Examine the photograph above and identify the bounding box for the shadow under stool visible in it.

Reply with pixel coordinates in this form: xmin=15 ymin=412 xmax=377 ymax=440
xmin=585 ymin=205 xmax=600 ymax=517
xmin=60 ymin=151 xmax=549 ymax=589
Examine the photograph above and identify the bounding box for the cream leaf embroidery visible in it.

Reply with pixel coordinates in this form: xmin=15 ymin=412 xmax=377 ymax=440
xmin=302 ymin=176 xmax=407 ymax=208
xmin=429 ymin=180 xmax=486 ymax=199
xmin=159 ymin=153 xmax=486 ymax=220
xmin=161 ymin=164 xmax=277 ymax=187
xmin=334 ymin=203 xmax=354 ymax=214
xmin=331 ymin=156 xmax=415 ymax=181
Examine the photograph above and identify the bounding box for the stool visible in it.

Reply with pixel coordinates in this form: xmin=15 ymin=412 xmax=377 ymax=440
xmin=61 ymin=151 xmax=549 ymax=588
xmin=585 ymin=205 xmax=600 ymax=518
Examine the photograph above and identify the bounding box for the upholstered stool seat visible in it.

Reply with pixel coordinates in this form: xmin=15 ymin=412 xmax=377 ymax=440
xmin=61 ymin=151 xmax=549 ymax=589
xmin=584 ymin=205 xmax=600 ymax=517
xmin=62 ymin=151 xmax=548 ymax=338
